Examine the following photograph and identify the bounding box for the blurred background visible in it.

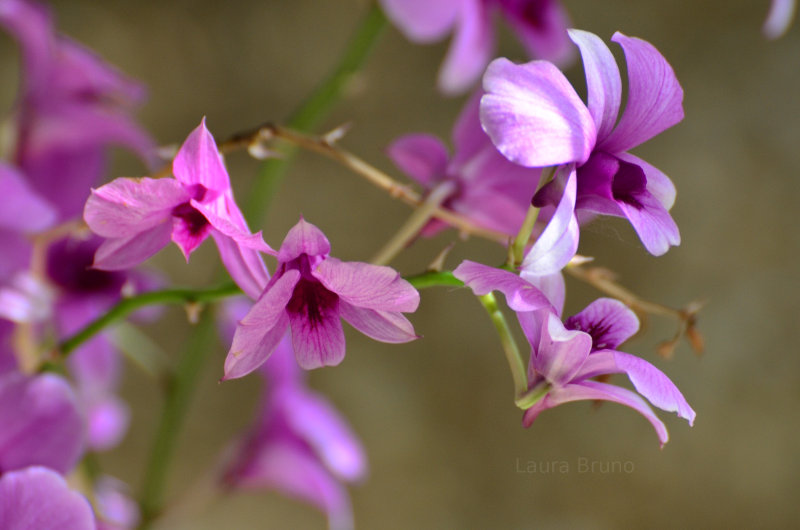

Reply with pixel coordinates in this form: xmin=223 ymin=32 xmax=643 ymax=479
xmin=2 ymin=0 xmax=798 ymax=527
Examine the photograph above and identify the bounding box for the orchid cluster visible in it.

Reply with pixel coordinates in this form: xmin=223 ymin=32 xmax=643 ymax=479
xmin=0 ymin=0 xmax=737 ymax=528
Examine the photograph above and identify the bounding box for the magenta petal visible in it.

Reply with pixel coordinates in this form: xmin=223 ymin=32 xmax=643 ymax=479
xmin=533 ymin=312 xmax=592 ymax=386
xmin=0 ymin=373 xmax=84 ymax=474
xmin=314 ymin=258 xmax=419 ymax=313
xmin=339 ymin=303 xmax=418 ymax=344
xmin=525 ymin=380 xmax=669 ymax=446
xmin=564 ymin=297 xmax=639 ymax=350
xmin=567 ymin=29 xmax=621 ymax=142
xmin=0 ymin=164 xmax=55 ymax=232
xmin=520 ymin=271 xmax=565 ymax=317
xmin=191 ymin=197 xmax=271 ymax=252
xmin=481 ymin=58 xmax=596 ymax=167
xmin=84 ymin=177 xmax=187 ymax=238
xmin=386 ymin=134 xmax=449 ymax=188
xmin=617 ymin=189 xmax=680 ymax=256
xmin=172 ymin=118 xmax=230 ymax=192
xmin=616 ymin=152 xmax=676 ymax=209
xmin=379 ymin=0 xmax=462 ymax=42
xmin=288 ymin=301 xmax=346 ymax=370
xmin=278 ymin=218 xmax=331 ymax=263
xmin=211 ymin=232 xmax=270 ymax=301
xmin=600 ymin=33 xmax=684 ymax=154
xmin=453 ymin=260 xmax=553 ymax=312
xmin=438 ymin=0 xmax=493 ymax=95
xmin=764 ymin=0 xmax=796 ymax=38
xmin=0 ymin=467 xmax=96 ymax=530
xmin=283 ymin=390 xmax=367 ymax=482
xmin=502 ymin=0 xmax=573 ymax=64
xmin=85 ymin=396 xmax=130 ymax=451
xmin=92 ymin=222 xmax=173 ymax=270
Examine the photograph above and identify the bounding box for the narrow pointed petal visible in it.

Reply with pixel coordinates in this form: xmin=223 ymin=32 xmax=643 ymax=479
xmin=0 ymin=164 xmax=55 ymax=232
xmin=211 ymin=232 xmax=270 ymax=300
xmin=172 ymin=118 xmax=230 ymax=192
xmin=763 ymin=0 xmax=796 ymax=38
xmin=224 ymin=313 xmax=290 ymax=381
xmin=520 ymin=271 xmax=565 ymax=317
xmin=534 ymin=312 xmax=592 ymax=385
xmin=314 ymin=258 xmax=419 ymax=313
xmin=616 ymin=152 xmax=676 ymax=209
xmin=522 ymin=165 xmax=579 ymax=275
xmin=564 ymin=297 xmax=639 ymax=350
xmin=91 ymin=222 xmax=172 ymax=271
xmin=289 ymin=303 xmax=346 ymax=370
xmin=576 ymin=351 xmax=696 ymax=424
xmin=481 ymin=58 xmax=596 ymax=167
xmin=0 ymin=373 xmax=84 ymax=474
xmin=339 ymin=303 xmax=418 ymax=343
xmin=438 ymin=0 xmax=493 ymax=95
xmin=386 ymin=134 xmax=449 ymax=188
xmin=84 ymin=177 xmax=187 ymax=238
xmin=524 ymin=380 xmax=670 ymax=446
xmin=567 ymin=29 xmax=622 ymax=142
xmin=379 ymin=0 xmax=462 ymax=42
xmin=453 ymin=260 xmax=553 ymax=312
xmin=0 ymin=467 xmax=96 ymax=530
xmin=600 ymin=33 xmax=684 ymax=154
xmin=191 ymin=197 xmax=271 ymax=252
xmin=282 ymin=389 xmax=367 ymax=482
xmin=278 ymin=218 xmax=331 ymax=263
xmin=618 ymin=189 xmax=680 ymax=256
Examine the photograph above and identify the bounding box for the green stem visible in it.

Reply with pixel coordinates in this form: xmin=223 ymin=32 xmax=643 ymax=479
xmin=509 ymin=166 xmax=556 ymax=268
xmin=55 ymin=283 xmax=241 ymax=362
xmin=138 ymin=308 xmax=217 ymax=528
xmin=478 ymin=293 xmax=528 ymax=399
xmin=404 ymin=270 xmax=463 ymax=289
xmin=245 ymin=4 xmax=387 ymax=222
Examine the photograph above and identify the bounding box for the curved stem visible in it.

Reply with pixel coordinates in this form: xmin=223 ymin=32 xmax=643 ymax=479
xmin=509 ymin=166 xmax=555 ymax=267
xmin=478 ymin=293 xmax=528 ymax=400
xmin=404 ymin=270 xmax=463 ymax=289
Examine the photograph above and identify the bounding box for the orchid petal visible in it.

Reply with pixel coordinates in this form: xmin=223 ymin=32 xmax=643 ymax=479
xmin=314 ymin=258 xmax=419 ymax=313
xmin=764 ymin=0 xmax=796 ymax=38
xmin=617 ymin=189 xmax=680 ymax=256
xmin=211 ymin=232 xmax=270 ymax=300
xmin=278 ymin=218 xmax=331 ymax=263
xmin=191 ymin=197 xmax=271 ymax=252
xmin=438 ymin=0 xmax=493 ymax=95
xmin=451 ymin=89 xmax=487 ymax=164
xmin=502 ymin=0 xmax=573 ymax=64
xmin=533 ymin=312 xmax=591 ymax=385
xmin=568 ymin=29 xmax=621 ymax=142
xmin=91 ymin=223 xmax=172 ymax=271
xmin=172 ymin=118 xmax=230 ymax=192
xmin=616 ymin=151 xmax=676 ymax=209
xmin=481 ymin=58 xmax=596 ymax=167
xmin=339 ymin=303 xmax=418 ymax=344
xmin=564 ymin=297 xmax=639 ymax=350
xmin=379 ymin=0 xmax=462 ymax=42
xmin=386 ymin=134 xmax=449 ymax=188
xmin=453 ymin=260 xmax=553 ymax=312
xmin=0 ymin=164 xmax=55 ymax=232
xmin=520 ymin=271 xmax=565 ymax=317
xmin=600 ymin=33 xmax=684 ymax=154
xmin=289 ymin=299 xmax=346 ymax=370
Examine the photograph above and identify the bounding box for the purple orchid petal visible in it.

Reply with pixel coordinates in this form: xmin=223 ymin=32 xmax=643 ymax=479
xmin=599 ymin=33 xmax=684 ymax=154
xmin=500 ymin=0 xmax=573 ymax=65
xmin=278 ymin=218 xmax=331 ymax=263
xmin=521 ymin=165 xmax=579 ymax=276
xmin=172 ymin=118 xmax=230 ymax=193
xmin=223 ymin=270 xmax=300 ymax=380
xmin=282 ymin=390 xmax=367 ymax=482
xmin=84 ymin=177 xmax=187 ymax=239
xmin=764 ymin=0 xmax=796 ymax=38
xmin=0 ymin=321 xmax=16 ymax=376
xmin=339 ymin=303 xmax=419 ymax=344
xmin=0 ymin=164 xmax=55 ymax=233
xmin=94 ymin=475 xmax=139 ymax=530
xmin=288 ymin=292 xmax=346 ymax=370
xmin=85 ymin=396 xmax=130 ymax=451
xmin=523 ymin=380 xmax=669 ymax=446
xmin=575 ymin=351 xmax=696 ymax=425
xmin=170 ymin=205 xmax=213 ymax=260
xmin=0 ymin=0 xmax=54 ymax=93
xmin=0 ymin=372 xmax=84 ymax=474
xmin=453 ymin=260 xmax=553 ymax=312
xmin=481 ymin=58 xmax=596 ymax=167
xmin=386 ymin=134 xmax=449 ymax=188
xmin=450 ymin=89 xmax=487 ymax=164
xmin=314 ymin=258 xmax=420 ymax=313
xmin=520 ymin=270 xmax=565 ymax=317
xmin=191 ymin=197 xmax=271 ymax=252
xmin=567 ymin=29 xmax=621 ymax=142
xmin=211 ymin=232 xmax=270 ymax=301
xmin=564 ymin=297 xmax=639 ymax=351
xmin=438 ymin=0 xmax=493 ymax=95
xmin=379 ymin=0 xmax=462 ymax=42
xmin=617 ymin=188 xmax=680 ymax=256
xmin=92 ymin=223 xmax=173 ymax=271
xmin=532 ymin=311 xmax=592 ymax=386
xmin=258 ymin=333 xmax=303 ymax=387
xmin=0 ymin=466 xmax=96 ymax=530
xmin=615 ymin=151 xmax=676 ymax=209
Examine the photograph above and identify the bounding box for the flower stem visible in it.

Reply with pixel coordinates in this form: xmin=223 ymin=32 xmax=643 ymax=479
xmin=53 ymin=283 xmax=241 ymax=364
xmin=509 ymin=166 xmax=555 ymax=267
xmin=478 ymin=293 xmax=528 ymax=400
xmin=138 ymin=308 xmax=217 ymax=528
xmin=245 ymin=4 xmax=387 ymax=223
xmin=371 ymin=181 xmax=456 ymax=265
xmin=404 ymin=270 xmax=463 ymax=289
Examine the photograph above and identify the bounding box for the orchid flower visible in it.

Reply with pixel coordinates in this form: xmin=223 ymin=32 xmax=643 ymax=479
xmin=522 ymin=299 xmax=695 ymax=446
xmin=224 ymin=218 xmax=419 ymax=377
xmin=380 ymin=0 xmax=572 ymax=94
xmin=84 ymin=119 xmax=271 ymax=298
xmin=481 ymin=29 xmax=683 ymax=255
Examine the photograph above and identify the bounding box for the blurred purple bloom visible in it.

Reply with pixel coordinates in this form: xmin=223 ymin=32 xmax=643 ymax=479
xmin=94 ymin=475 xmax=140 ymax=530
xmin=0 ymin=371 xmax=85 ymax=474
xmin=223 ymin=336 xmax=366 ymax=530
xmin=84 ymin=119 xmax=271 ymax=297
xmin=380 ymin=0 xmax=571 ymax=94
xmin=521 ymin=299 xmax=695 ymax=446
xmin=764 ymin=0 xmax=795 ymax=38
xmin=0 ymin=0 xmax=155 ymax=221
xmin=225 ymin=218 xmax=419 ymax=377
xmin=388 ymin=91 xmax=541 ymax=238
xmin=481 ymin=30 xmax=683 ymax=255
xmin=0 ymin=466 xmax=96 ymax=530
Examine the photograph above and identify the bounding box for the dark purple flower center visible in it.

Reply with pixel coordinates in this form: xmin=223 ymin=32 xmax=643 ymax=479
xmin=565 ymin=316 xmax=613 ymax=351
xmin=610 ymin=160 xmax=647 ymax=210
xmin=577 ymin=151 xmax=648 ymax=211
xmin=46 ymin=237 xmax=126 ymax=294
xmin=285 ymin=255 xmax=339 ymax=326
xmin=172 ymin=202 xmax=210 ymax=237
xmin=499 ymin=0 xmax=551 ymax=30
